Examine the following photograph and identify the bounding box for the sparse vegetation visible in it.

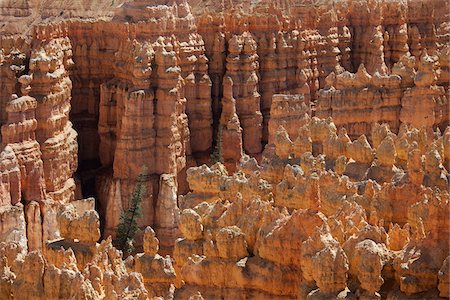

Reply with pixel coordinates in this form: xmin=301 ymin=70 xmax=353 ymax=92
xmin=210 ymin=125 xmax=224 ymax=164
xmin=115 ymin=170 xmax=146 ymax=254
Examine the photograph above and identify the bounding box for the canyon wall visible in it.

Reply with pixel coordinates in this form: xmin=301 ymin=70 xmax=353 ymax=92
xmin=0 ymin=22 xmax=78 ymax=255
xmin=0 ymin=0 xmax=449 ymax=299
xmin=176 ymin=117 xmax=449 ymax=299
xmin=2 ymin=117 xmax=448 ymax=299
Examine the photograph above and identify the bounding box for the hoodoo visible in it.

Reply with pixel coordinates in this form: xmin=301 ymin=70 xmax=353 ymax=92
xmin=0 ymin=0 xmax=449 ymax=299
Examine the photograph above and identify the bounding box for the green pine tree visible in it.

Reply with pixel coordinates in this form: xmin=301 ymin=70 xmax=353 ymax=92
xmin=115 ymin=171 xmax=146 ymax=254
xmin=211 ymin=124 xmax=224 ymax=164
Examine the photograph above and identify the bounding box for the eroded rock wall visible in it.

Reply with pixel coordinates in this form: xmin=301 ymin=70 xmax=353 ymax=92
xmin=177 ymin=117 xmax=449 ymax=299
xmin=0 ymin=22 xmax=78 ymax=254
xmin=0 ymin=1 xmax=449 ymax=299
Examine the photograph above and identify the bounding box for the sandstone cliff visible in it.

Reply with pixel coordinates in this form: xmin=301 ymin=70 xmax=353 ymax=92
xmin=0 ymin=0 xmax=449 ymax=299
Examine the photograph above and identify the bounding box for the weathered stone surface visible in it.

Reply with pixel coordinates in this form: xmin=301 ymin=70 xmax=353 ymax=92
xmin=126 ymin=226 xmax=177 ymax=299
xmin=301 ymin=227 xmax=349 ymax=297
xmin=58 ymin=200 xmax=100 ymax=244
xmin=225 ymin=32 xmax=263 ymax=155
xmin=219 ymin=76 xmax=244 ymax=171
xmin=1 ymin=77 xmax=46 ymax=203
xmin=0 ymin=236 xmax=149 ymax=300
xmin=438 ymin=256 xmax=450 ymax=298
xmin=0 ymin=1 xmax=449 ymax=299
xmin=0 ymin=205 xmax=27 ymax=251
xmin=400 ymin=50 xmax=446 ymax=132
xmin=0 ymin=146 xmax=21 ymax=206
xmin=176 ymin=117 xmax=449 ymax=298
xmin=155 ymin=174 xmax=181 ymax=252
xmin=268 ymin=94 xmax=311 ymax=144
xmin=30 ymin=24 xmax=78 ymax=204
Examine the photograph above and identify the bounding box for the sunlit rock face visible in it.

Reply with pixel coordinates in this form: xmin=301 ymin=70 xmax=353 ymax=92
xmin=177 ymin=119 xmax=448 ymax=299
xmin=0 ymin=0 xmax=449 ymax=299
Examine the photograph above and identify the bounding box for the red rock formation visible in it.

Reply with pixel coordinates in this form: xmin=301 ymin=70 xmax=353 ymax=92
xmin=30 ymin=23 xmax=78 ymax=203
xmin=225 ymin=32 xmax=263 ymax=155
xmin=0 ymin=1 xmax=449 ymax=298
xmin=316 ymin=64 xmax=403 ymax=139
xmin=0 ymin=201 xmax=27 ymax=251
xmin=96 ymin=38 xmax=157 ymax=237
xmin=382 ymin=0 xmax=409 ymax=70
xmin=68 ymin=21 xmax=122 ymax=165
xmin=0 ymin=237 xmax=149 ymax=299
xmin=0 ymin=146 xmax=21 ymax=207
xmin=126 ymin=226 xmax=177 ymax=299
xmin=175 ymin=117 xmax=448 ymax=299
xmin=348 ymin=0 xmax=388 ymax=74
xmin=1 ymin=48 xmax=72 ymax=252
xmin=219 ymin=76 xmax=244 ymax=171
xmin=1 ymin=76 xmax=46 ymax=203
xmin=0 ymin=37 xmax=30 ymax=128
xmin=267 ymin=94 xmax=311 ymax=144
xmin=400 ymin=50 xmax=446 ymax=132
xmin=154 ymin=174 xmax=181 ymax=253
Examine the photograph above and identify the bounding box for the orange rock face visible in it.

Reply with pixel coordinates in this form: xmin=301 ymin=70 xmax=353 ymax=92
xmin=0 ymin=0 xmax=449 ymax=299
xmin=176 ymin=118 xmax=448 ymax=299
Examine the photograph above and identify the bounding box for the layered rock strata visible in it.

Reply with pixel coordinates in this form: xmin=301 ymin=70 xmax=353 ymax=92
xmin=0 ymin=0 xmax=449 ymax=298
xmin=30 ymin=23 xmax=78 ymax=203
xmin=224 ymin=32 xmax=263 ymax=155
xmin=176 ymin=118 xmax=449 ymax=299
xmin=317 ymin=51 xmax=449 ymax=138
